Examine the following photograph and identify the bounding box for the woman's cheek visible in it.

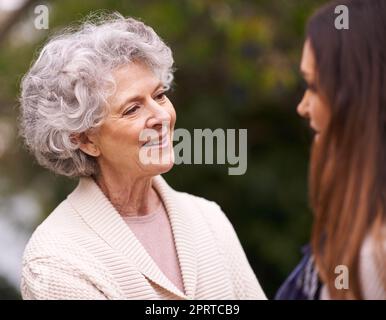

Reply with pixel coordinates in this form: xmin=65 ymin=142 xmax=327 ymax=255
xmin=316 ymin=101 xmax=330 ymax=131
xmin=169 ymin=107 xmax=177 ymax=128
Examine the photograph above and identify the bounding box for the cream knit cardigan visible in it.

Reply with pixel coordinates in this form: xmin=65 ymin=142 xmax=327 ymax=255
xmin=21 ymin=175 xmax=267 ymax=300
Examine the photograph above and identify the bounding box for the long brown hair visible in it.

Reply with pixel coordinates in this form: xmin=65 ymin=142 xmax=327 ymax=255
xmin=306 ymin=0 xmax=386 ymax=299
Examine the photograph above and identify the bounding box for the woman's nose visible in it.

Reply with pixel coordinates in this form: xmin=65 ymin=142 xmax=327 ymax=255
xmin=146 ymin=100 xmax=171 ymax=129
xmin=297 ymin=92 xmax=310 ymax=119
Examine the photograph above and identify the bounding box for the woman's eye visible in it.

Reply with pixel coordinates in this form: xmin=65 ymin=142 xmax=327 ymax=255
xmin=300 ymin=78 xmax=308 ymax=90
xmin=155 ymin=92 xmax=167 ymax=101
xmin=123 ymin=105 xmax=140 ymax=116
xmin=301 ymin=79 xmax=317 ymax=93
xmin=307 ymin=83 xmax=317 ymax=92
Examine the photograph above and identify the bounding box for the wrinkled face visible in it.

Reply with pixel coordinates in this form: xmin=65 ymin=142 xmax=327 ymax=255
xmin=297 ymin=39 xmax=330 ymax=141
xmin=92 ymin=62 xmax=176 ymax=178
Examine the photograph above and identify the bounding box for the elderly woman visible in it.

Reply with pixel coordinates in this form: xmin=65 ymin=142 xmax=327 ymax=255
xmin=19 ymin=13 xmax=266 ymax=300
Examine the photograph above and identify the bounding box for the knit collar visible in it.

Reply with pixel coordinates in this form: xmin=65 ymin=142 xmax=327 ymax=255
xmin=67 ymin=175 xmax=197 ymax=299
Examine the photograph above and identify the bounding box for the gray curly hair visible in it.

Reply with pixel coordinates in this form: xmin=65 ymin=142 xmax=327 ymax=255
xmin=19 ymin=12 xmax=174 ymax=177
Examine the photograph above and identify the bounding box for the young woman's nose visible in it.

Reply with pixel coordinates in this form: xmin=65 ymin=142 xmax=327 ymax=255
xmin=297 ymin=92 xmax=310 ymax=119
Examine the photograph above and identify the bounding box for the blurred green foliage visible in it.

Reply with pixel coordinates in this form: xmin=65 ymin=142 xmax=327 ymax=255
xmin=0 ymin=0 xmax=327 ymax=299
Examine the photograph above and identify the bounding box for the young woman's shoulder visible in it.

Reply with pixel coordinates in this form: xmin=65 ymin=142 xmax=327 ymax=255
xmin=320 ymin=231 xmax=386 ymax=300
xmin=359 ymin=232 xmax=386 ymax=299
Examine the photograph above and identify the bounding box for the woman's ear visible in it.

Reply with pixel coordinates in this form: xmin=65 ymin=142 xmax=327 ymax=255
xmin=71 ymin=132 xmax=101 ymax=157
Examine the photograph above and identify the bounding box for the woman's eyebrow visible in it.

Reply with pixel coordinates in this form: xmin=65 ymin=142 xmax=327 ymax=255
xmin=117 ymin=94 xmax=142 ymax=113
xmin=153 ymin=82 xmax=165 ymax=92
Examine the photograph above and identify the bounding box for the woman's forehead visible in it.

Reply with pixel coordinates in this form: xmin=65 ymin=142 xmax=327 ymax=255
xmin=108 ymin=63 xmax=162 ymax=110
xmin=300 ymin=40 xmax=316 ymax=78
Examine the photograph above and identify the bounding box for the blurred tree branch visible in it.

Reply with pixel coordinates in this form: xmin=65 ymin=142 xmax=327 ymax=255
xmin=0 ymin=0 xmax=40 ymax=47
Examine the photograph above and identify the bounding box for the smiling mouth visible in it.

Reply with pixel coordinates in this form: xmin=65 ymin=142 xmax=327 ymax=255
xmin=143 ymin=134 xmax=169 ymax=148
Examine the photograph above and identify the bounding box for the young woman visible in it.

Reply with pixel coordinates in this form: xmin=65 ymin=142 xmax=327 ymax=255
xmin=277 ymin=0 xmax=386 ymax=299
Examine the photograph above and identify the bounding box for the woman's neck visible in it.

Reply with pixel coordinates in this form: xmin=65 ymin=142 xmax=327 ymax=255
xmin=94 ymin=170 xmax=161 ymax=217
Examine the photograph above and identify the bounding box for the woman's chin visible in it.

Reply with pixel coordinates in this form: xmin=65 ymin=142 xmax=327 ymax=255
xmin=314 ymin=132 xmax=321 ymax=142
xmin=159 ymin=162 xmax=175 ymax=174
xmin=146 ymin=161 xmax=175 ymax=176
xmin=142 ymin=149 xmax=175 ymax=175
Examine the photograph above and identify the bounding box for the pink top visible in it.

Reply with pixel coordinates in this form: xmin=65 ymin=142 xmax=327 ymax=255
xmin=122 ymin=203 xmax=185 ymax=294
